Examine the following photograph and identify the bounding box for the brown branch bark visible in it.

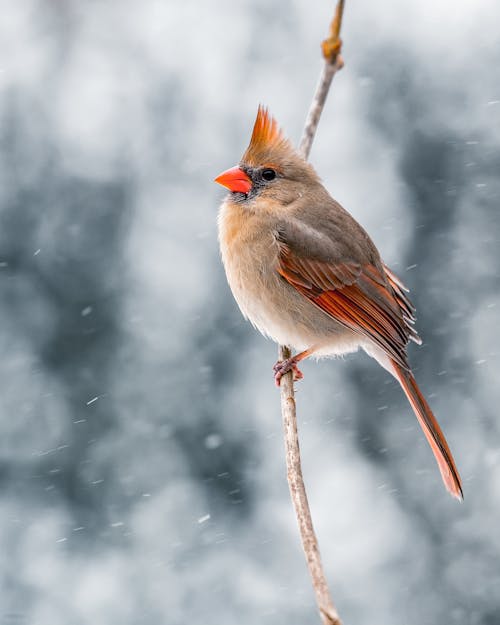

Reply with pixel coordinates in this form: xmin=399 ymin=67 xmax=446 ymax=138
xmin=299 ymin=0 xmax=345 ymax=160
xmin=278 ymin=2 xmax=346 ymax=624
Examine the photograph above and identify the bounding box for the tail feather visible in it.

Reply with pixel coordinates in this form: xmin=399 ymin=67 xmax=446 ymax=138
xmin=392 ymin=361 xmax=463 ymax=500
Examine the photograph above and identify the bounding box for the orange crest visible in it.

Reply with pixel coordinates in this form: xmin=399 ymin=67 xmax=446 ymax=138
xmin=249 ymin=106 xmax=283 ymax=150
xmin=241 ymin=105 xmax=292 ymax=166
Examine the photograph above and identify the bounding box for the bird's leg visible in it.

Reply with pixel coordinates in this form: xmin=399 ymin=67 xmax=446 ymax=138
xmin=273 ymin=346 xmax=317 ymax=386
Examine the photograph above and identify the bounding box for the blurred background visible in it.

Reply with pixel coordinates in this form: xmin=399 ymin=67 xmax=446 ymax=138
xmin=1 ymin=1 xmax=499 ymax=623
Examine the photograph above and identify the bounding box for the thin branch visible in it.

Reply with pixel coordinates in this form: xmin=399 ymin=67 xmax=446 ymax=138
xmin=278 ymin=2 xmax=346 ymax=624
xmin=299 ymin=0 xmax=345 ymax=159
xmin=279 ymin=345 xmax=342 ymax=625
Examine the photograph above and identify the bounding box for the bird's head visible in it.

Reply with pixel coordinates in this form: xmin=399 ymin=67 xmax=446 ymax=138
xmin=215 ymin=106 xmax=320 ymax=208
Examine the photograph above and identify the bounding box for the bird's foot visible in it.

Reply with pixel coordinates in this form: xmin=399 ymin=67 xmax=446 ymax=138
xmin=273 ymin=358 xmax=304 ymax=387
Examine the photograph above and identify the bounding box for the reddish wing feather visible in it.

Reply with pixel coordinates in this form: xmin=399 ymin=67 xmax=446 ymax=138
xmin=383 ymin=264 xmax=421 ymax=344
xmin=277 ymin=247 xmax=413 ymax=370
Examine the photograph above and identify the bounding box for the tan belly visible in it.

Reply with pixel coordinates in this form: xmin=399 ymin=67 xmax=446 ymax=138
xmin=218 ymin=202 xmax=359 ymax=356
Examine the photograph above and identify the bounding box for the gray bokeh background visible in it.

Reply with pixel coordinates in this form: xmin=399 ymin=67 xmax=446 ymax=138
xmin=1 ymin=1 xmax=499 ymax=623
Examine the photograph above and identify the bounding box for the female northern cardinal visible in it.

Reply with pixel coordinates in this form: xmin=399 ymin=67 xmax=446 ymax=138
xmin=215 ymin=106 xmax=462 ymax=500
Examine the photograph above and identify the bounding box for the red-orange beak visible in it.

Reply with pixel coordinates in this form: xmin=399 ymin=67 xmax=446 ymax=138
xmin=214 ymin=166 xmax=252 ymax=194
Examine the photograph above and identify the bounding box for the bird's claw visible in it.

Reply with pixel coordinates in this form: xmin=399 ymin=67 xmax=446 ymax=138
xmin=273 ymin=358 xmax=304 ymax=387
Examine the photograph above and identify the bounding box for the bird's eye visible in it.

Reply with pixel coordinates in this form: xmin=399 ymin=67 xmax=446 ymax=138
xmin=261 ymin=168 xmax=277 ymax=181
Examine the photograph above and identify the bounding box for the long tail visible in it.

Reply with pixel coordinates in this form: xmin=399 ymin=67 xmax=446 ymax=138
xmin=392 ymin=361 xmax=463 ymax=500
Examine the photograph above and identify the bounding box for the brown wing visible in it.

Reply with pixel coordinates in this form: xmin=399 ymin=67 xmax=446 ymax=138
xmin=274 ymin=213 xmax=462 ymax=499
xmin=277 ymin=239 xmax=420 ymax=371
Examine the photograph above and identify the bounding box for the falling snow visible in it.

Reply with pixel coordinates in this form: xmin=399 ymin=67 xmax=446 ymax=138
xmin=0 ymin=1 xmax=499 ymax=624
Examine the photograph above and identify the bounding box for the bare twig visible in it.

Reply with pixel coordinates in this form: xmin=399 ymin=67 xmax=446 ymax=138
xmin=279 ymin=343 xmax=342 ymax=625
xmin=299 ymin=0 xmax=345 ymax=159
xmin=278 ymin=2 xmax=346 ymax=624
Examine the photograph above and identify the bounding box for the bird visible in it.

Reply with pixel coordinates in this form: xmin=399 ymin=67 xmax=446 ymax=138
xmin=214 ymin=105 xmax=462 ymax=500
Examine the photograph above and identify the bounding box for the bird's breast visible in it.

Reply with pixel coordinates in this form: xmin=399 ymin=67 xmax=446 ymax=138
xmin=218 ymin=201 xmax=282 ymax=330
xmin=217 ymin=201 xmax=354 ymax=353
